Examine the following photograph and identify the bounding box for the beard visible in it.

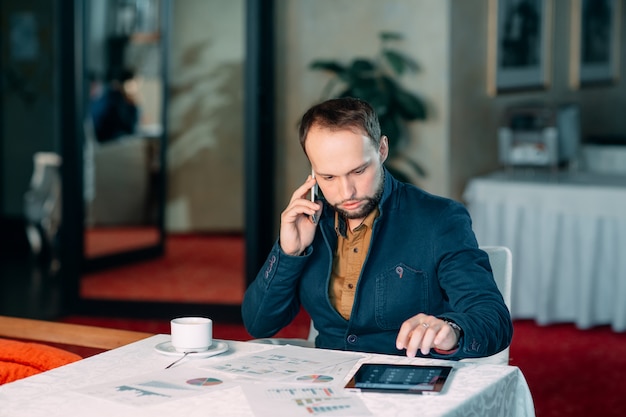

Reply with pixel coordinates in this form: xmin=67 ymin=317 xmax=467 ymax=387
xmin=332 ymin=170 xmax=384 ymax=220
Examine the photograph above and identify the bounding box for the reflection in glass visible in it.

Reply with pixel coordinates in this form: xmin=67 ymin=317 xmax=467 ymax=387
xmin=83 ymin=0 xmax=164 ymax=261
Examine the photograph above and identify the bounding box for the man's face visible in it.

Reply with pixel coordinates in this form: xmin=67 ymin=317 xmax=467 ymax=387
xmin=305 ymin=124 xmax=388 ymax=222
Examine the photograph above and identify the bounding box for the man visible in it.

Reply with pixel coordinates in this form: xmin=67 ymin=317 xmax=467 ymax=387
xmin=242 ymin=97 xmax=512 ymax=359
xmin=90 ymin=67 xmax=140 ymax=143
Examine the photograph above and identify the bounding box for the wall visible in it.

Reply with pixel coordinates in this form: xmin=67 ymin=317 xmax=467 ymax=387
xmin=167 ymin=0 xmax=245 ymax=232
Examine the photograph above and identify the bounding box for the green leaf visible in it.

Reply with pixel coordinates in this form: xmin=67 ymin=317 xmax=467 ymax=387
xmin=383 ymin=49 xmax=419 ymax=75
xmin=379 ymin=114 xmax=402 ymax=150
xmin=347 ymin=59 xmax=377 ymax=78
xmin=393 ymin=89 xmax=427 ymax=120
xmin=341 ymin=80 xmax=391 ymax=117
xmin=379 ymin=32 xmax=404 ymax=42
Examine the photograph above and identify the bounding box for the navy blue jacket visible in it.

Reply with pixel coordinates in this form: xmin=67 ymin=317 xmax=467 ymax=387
xmin=242 ymin=170 xmax=513 ymax=359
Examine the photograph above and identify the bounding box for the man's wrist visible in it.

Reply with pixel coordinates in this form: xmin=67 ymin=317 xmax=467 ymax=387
xmin=442 ymin=319 xmax=463 ymax=349
xmin=433 ymin=319 xmax=463 ymax=355
xmin=444 ymin=319 xmax=463 ymax=341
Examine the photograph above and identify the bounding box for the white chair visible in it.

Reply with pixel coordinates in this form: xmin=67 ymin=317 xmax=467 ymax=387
xmin=84 ymin=117 xmax=154 ymax=226
xmin=459 ymin=245 xmax=513 ymax=365
xmin=251 ymin=245 xmax=513 ymax=365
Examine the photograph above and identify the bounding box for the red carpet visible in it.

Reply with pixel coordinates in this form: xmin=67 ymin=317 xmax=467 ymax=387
xmin=85 ymin=227 xmax=162 ymax=258
xmin=65 ymin=234 xmax=626 ymax=416
xmin=508 ymin=320 xmax=626 ymax=417
xmin=81 ymin=234 xmax=245 ymax=304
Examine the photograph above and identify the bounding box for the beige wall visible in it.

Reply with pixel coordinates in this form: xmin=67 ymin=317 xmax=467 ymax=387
xmin=168 ymin=0 xmax=245 ymax=232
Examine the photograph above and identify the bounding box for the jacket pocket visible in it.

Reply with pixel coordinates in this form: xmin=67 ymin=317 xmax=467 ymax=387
xmin=375 ymin=264 xmax=428 ymax=329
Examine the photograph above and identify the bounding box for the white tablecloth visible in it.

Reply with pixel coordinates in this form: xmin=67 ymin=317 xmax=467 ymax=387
xmin=0 ymin=335 xmax=535 ymax=417
xmin=464 ymin=170 xmax=626 ymax=331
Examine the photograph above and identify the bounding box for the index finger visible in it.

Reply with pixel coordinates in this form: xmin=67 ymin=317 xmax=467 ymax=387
xmin=289 ymin=175 xmax=317 ymax=204
xmin=396 ymin=314 xmax=427 ymax=350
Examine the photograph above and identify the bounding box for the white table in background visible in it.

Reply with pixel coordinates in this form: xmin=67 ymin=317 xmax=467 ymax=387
xmin=0 ymin=334 xmax=535 ymax=417
xmin=463 ymin=170 xmax=626 ymax=331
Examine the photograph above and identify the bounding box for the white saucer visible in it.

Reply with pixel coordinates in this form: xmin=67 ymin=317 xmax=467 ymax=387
xmin=154 ymin=341 xmax=229 ymax=358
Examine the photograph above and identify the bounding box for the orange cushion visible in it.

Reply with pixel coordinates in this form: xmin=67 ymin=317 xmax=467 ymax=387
xmin=0 ymin=338 xmax=82 ymax=385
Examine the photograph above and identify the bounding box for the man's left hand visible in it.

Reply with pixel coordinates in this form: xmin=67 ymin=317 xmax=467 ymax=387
xmin=396 ymin=313 xmax=459 ymax=357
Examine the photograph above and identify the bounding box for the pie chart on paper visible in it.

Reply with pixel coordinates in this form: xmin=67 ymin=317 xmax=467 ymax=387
xmin=186 ymin=377 xmax=223 ymax=387
xmin=296 ymin=374 xmax=334 ymax=383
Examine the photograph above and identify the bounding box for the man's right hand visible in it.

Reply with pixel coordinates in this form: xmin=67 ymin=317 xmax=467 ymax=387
xmin=279 ymin=175 xmax=321 ymax=256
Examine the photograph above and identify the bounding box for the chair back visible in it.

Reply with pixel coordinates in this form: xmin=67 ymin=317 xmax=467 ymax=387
xmin=307 ymin=321 xmax=318 ymax=342
xmin=460 ymin=245 xmax=513 ymax=365
xmin=481 ymin=245 xmax=512 ymax=309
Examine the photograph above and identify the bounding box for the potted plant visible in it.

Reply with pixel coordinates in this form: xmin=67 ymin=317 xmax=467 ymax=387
xmin=310 ymin=31 xmax=428 ymax=183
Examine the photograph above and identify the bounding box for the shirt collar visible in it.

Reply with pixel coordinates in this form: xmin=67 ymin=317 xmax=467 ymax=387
xmin=335 ymin=206 xmax=379 ymax=238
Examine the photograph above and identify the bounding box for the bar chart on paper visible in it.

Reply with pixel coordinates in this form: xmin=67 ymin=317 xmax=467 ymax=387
xmin=243 ymin=385 xmax=372 ymax=417
xmin=296 ymin=375 xmax=335 ymax=383
xmin=265 ymin=386 xmax=337 ymax=399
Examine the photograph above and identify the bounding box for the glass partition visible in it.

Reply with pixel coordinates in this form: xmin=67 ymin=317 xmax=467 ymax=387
xmin=82 ymin=0 xmax=167 ymax=271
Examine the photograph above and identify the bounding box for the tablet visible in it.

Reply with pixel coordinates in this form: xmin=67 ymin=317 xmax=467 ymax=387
xmin=344 ymin=363 xmax=453 ymax=394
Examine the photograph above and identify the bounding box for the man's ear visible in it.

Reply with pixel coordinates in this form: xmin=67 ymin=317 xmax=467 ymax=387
xmin=379 ymin=136 xmax=389 ymax=163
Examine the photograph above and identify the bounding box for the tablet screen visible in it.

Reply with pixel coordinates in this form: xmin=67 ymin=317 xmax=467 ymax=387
xmin=345 ymin=363 xmax=453 ymax=394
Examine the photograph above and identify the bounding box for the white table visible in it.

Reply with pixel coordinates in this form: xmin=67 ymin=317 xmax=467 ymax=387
xmin=463 ymin=170 xmax=626 ymax=331
xmin=0 ymin=335 xmax=535 ymax=417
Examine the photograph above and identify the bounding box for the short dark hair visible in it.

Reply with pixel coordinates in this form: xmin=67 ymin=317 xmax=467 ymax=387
xmin=298 ymin=97 xmax=382 ymax=154
xmin=106 ymin=67 xmax=135 ymax=84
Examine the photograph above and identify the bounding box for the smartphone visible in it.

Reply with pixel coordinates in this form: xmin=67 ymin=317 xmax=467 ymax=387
xmin=310 ymin=169 xmax=318 ymax=223
xmin=310 ymin=169 xmax=318 ymax=202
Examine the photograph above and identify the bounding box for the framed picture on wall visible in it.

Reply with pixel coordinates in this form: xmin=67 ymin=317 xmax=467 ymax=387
xmin=487 ymin=0 xmax=553 ymax=96
xmin=569 ymin=0 xmax=622 ymax=88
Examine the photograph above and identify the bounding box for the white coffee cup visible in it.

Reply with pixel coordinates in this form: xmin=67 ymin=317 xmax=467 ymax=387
xmin=170 ymin=317 xmax=213 ymax=353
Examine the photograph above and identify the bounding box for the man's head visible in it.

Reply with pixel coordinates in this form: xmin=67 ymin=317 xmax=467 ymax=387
xmin=298 ymin=98 xmax=388 ymax=223
xmin=298 ymin=97 xmax=382 ymax=153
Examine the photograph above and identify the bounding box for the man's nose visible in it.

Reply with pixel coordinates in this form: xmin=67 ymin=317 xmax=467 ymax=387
xmin=338 ymin=178 xmax=356 ymax=200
